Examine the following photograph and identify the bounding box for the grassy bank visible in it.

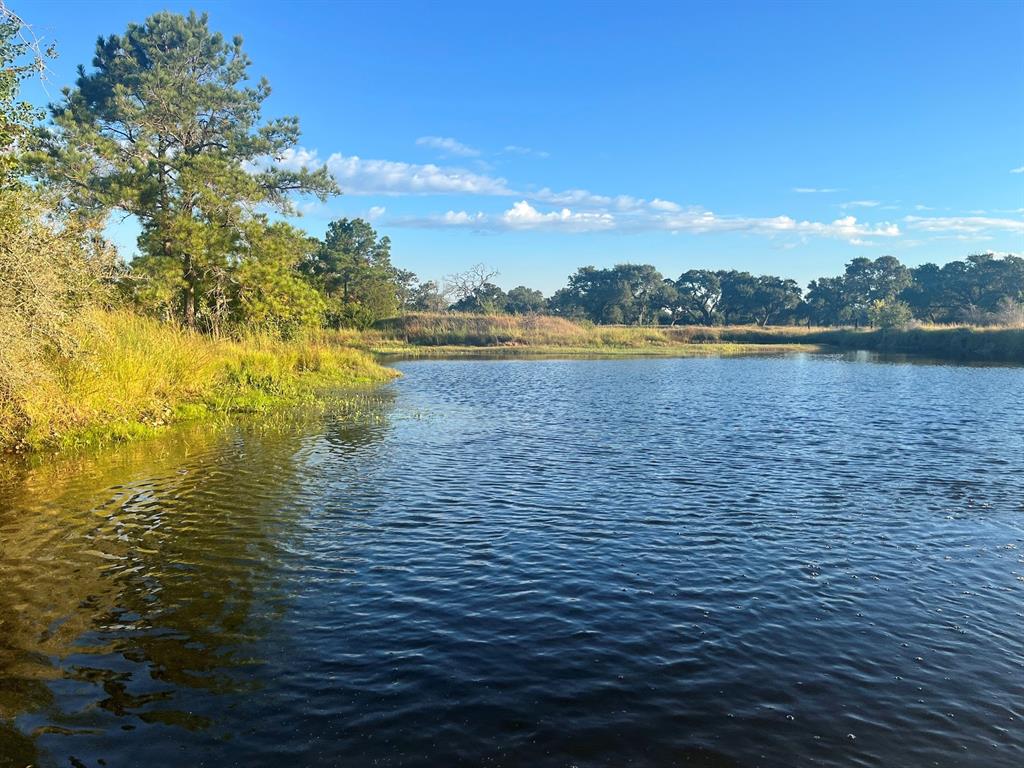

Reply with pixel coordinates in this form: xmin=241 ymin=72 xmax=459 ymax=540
xmin=356 ymin=313 xmax=1024 ymax=363
xmin=1 ymin=310 xmax=398 ymax=454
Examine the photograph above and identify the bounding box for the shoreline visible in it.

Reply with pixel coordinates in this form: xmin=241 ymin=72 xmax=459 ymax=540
xmin=0 ymin=311 xmax=398 ymax=458
xmin=357 ymin=313 xmax=1024 ymax=364
xmin=5 ymin=311 xmax=1021 ymax=461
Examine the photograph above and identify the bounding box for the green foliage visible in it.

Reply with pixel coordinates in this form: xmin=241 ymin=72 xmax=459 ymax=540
xmin=840 ymin=256 xmax=912 ymax=326
xmin=672 ymin=270 xmax=721 ymax=325
xmin=234 ymin=223 xmax=326 ymax=337
xmin=407 ymin=280 xmax=449 ymax=312
xmin=505 ymin=285 xmax=547 ymax=314
xmin=867 ymin=299 xmax=913 ymax=329
xmin=551 ymin=264 xmax=674 ymax=324
xmin=301 ymin=217 xmax=403 ymax=328
xmin=805 ymin=276 xmax=847 ymax=326
xmin=1 ymin=7 xmax=52 ymax=189
xmin=34 ymin=10 xmax=337 ymax=328
xmin=451 ymin=282 xmax=508 ymax=314
xmin=903 ymin=254 xmax=1024 ymax=323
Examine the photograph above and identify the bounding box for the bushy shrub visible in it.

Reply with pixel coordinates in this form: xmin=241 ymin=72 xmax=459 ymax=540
xmin=0 ymin=189 xmax=113 ymax=448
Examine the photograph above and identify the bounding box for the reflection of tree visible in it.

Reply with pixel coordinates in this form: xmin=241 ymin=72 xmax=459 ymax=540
xmin=0 ymin=397 xmax=392 ymax=765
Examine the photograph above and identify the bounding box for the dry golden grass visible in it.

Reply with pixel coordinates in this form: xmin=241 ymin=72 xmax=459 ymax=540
xmin=362 ymin=313 xmax=1024 ymax=363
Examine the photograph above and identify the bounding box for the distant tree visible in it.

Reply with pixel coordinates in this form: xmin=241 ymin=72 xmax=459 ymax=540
xmin=673 ymin=269 xmax=722 ymax=325
xmin=804 ymin=276 xmax=847 ymax=326
xmin=407 ymin=280 xmax=449 ymax=312
xmin=994 ymin=297 xmax=1024 ymax=326
xmin=617 ymin=264 xmax=672 ymax=325
xmin=841 ymin=256 xmax=911 ymax=327
xmin=393 ymin=268 xmax=418 ymax=312
xmin=748 ymin=275 xmax=802 ymax=326
xmin=34 ymin=11 xmax=337 ymax=329
xmin=551 ymin=264 xmax=670 ymax=324
xmin=301 ymin=218 xmax=401 ymax=327
xmin=867 ymin=299 xmax=913 ymax=329
xmin=447 ymin=264 xmax=507 ymax=313
xmin=550 ymin=266 xmax=628 ymax=323
xmin=946 ymin=253 xmax=1024 ymax=319
xmin=901 ymin=263 xmax=948 ymax=322
xmin=451 ymin=282 xmax=508 ymax=314
xmin=548 ymin=286 xmax=589 ymax=320
xmin=717 ymin=271 xmax=759 ymax=324
xmin=505 ymin=285 xmax=547 ymax=314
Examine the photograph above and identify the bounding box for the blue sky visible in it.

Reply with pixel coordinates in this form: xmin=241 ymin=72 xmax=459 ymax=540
xmin=21 ymin=0 xmax=1024 ymax=293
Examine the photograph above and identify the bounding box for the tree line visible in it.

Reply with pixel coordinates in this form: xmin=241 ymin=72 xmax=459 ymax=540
xmin=4 ymin=8 xmax=1022 ymax=342
xmin=440 ymin=254 xmax=1023 ymax=328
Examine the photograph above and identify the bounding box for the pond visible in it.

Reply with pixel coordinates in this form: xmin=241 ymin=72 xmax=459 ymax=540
xmin=1 ymin=353 xmax=1022 ymax=767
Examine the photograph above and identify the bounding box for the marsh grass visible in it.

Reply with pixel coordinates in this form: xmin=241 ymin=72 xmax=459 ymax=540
xmin=363 ymin=313 xmax=1024 ymax=362
xmin=2 ymin=310 xmax=397 ymax=454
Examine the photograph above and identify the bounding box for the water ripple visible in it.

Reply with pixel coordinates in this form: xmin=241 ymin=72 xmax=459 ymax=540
xmin=1 ymin=355 xmax=1022 ymax=767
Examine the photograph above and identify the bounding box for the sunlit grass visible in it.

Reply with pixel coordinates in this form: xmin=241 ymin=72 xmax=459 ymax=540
xmin=3 ymin=309 xmax=398 ymax=453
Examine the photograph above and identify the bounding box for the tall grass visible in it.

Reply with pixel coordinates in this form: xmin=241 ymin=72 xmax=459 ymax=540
xmin=366 ymin=313 xmax=1024 ymax=362
xmin=2 ymin=310 xmax=397 ymax=453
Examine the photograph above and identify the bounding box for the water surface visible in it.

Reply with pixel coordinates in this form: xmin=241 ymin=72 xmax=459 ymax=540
xmin=1 ymin=354 xmax=1022 ymax=767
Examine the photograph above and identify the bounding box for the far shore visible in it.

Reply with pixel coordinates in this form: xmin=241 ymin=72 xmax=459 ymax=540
xmin=347 ymin=313 xmax=1024 ymax=364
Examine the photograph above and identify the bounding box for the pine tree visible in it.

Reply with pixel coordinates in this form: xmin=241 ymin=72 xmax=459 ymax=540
xmin=34 ymin=11 xmax=337 ymax=328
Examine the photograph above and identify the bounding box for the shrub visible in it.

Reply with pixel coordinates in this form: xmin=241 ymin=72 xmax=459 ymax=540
xmin=0 ymin=189 xmax=113 ymax=448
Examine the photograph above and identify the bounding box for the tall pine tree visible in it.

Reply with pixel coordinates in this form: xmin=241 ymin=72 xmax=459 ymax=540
xmin=35 ymin=11 xmax=337 ymax=328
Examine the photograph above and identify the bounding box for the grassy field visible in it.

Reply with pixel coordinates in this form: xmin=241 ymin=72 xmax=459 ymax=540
xmin=351 ymin=313 xmax=1024 ymax=363
xmin=1 ymin=310 xmax=398 ymax=454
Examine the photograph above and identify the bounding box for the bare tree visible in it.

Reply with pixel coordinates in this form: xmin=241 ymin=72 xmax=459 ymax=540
xmin=445 ymin=264 xmax=500 ymax=301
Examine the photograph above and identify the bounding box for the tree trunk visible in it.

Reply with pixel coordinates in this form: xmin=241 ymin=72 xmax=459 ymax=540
xmin=182 ymin=254 xmax=197 ymax=330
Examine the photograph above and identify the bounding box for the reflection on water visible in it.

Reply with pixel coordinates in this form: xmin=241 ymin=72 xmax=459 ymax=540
xmin=0 ymin=394 xmax=395 ymax=767
xmin=1 ymin=356 xmax=1023 ymax=767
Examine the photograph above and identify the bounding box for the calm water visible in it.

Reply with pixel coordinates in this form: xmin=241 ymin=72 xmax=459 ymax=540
xmin=1 ymin=354 xmax=1023 ymax=768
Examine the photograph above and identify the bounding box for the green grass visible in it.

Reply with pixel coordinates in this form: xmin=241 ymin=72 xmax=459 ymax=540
xmin=2 ymin=310 xmax=398 ymax=454
xmin=353 ymin=312 xmax=1024 ymax=363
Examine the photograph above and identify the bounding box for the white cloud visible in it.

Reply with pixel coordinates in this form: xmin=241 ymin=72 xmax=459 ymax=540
xmin=503 ymin=145 xmax=550 ymax=158
xmin=1011 ymin=166 xmax=1024 ymax=174
xmin=501 ymin=201 xmax=616 ymax=231
xmin=650 ymin=198 xmax=682 ymax=212
xmin=324 ymin=153 xmax=512 ymax=196
xmin=275 ymin=146 xmax=1021 ymax=247
xmin=903 ymin=215 xmax=1024 ymax=234
xmin=416 ymin=136 xmax=481 ymax=157
xmin=442 ymin=210 xmax=487 ymax=225
xmin=367 ymin=205 xmax=386 ymax=220
xmin=388 ymin=204 xmax=899 ymax=243
xmin=647 ymin=212 xmax=899 ymax=241
xmin=274 ymin=147 xmax=323 ymax=172
xmin=532 ymin=187 xmax=612 ymax=206
xmin=793 ymin=187 xmax=840 ymax=193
